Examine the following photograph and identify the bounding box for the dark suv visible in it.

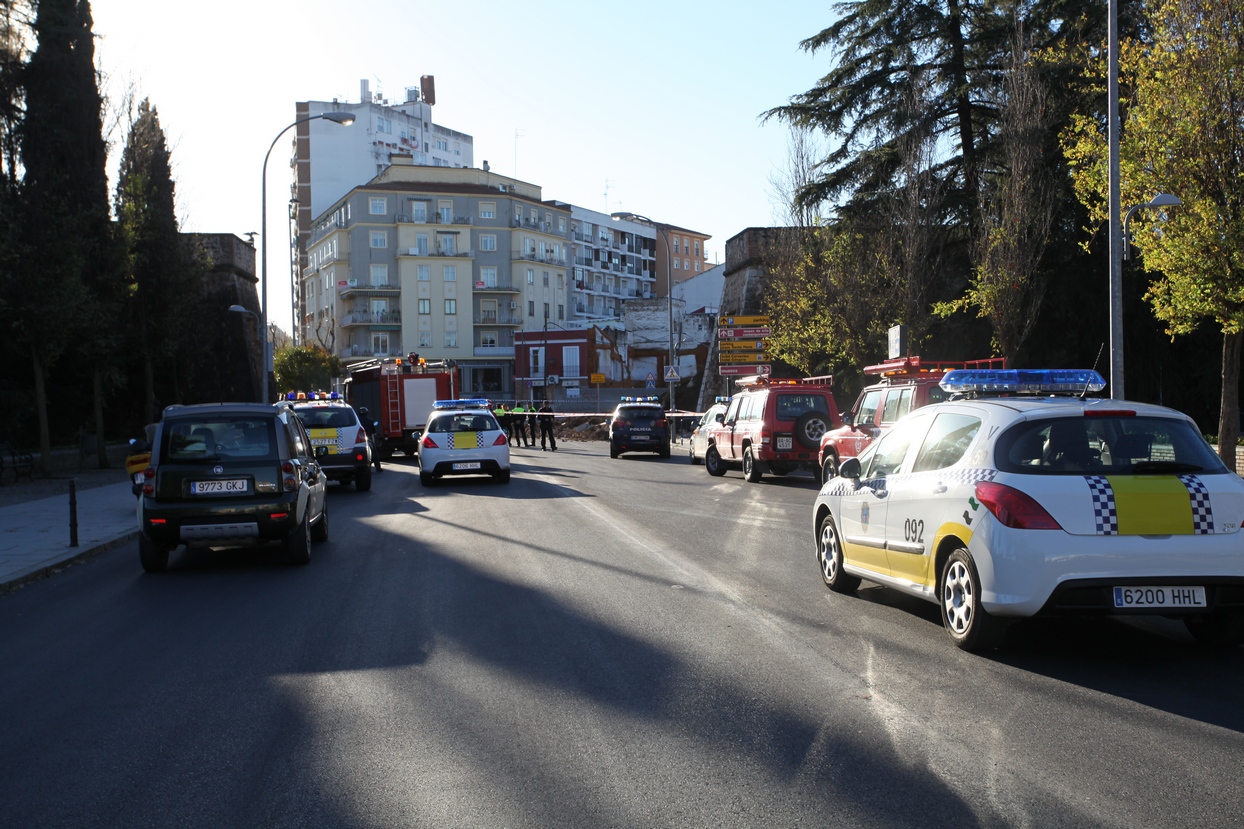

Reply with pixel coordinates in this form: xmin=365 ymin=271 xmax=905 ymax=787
xmin=287 ymin=395 xmax=373 ymax=491
xmin=817 ymin=356 xmax=1004 ymax=483
xmin=137 ymin=403 xmax=329 ymax=572
xmin=704 ymin=375 xmax=838 ymax=482
xmin=609 ymin=397 xmax=670 ymax=458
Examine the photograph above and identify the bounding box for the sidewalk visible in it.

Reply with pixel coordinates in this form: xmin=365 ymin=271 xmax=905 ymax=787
xmin=0 ymin=475 xmax=138 ymax=591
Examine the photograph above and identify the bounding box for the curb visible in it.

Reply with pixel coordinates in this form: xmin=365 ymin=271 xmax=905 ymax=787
xmin=0 ymin=531 xmax=138 ymax=595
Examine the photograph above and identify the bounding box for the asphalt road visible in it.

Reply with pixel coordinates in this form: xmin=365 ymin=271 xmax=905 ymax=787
xmin=2 ymin=441 xmax=1242 ymax=828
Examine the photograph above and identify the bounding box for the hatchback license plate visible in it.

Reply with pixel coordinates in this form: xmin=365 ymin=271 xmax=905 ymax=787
xmin=191 ymin=479 xmax=247 ymax=494
xmin=453 ymin=462 xmax=481 ymax=471
xmin=1113 ymin=585 xmax=1206 ymax=609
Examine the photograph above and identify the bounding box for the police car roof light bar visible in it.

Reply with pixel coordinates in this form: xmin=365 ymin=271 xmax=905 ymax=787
xmin=433 ymin=398 xmax=490 ymax=410
xmin=939 ymin=369 xmax=1107 ymax=395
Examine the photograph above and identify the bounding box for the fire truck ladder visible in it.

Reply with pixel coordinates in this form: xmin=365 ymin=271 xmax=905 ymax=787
xmin=382 ymin=369 xmax=402 ymax=437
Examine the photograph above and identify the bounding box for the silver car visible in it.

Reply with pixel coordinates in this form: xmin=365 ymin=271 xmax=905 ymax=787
xmin=688 ymin=402 xmax=728 ymax=465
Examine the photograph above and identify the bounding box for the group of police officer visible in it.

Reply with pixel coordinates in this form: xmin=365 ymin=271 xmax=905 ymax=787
xmin=493 ymin=402 xmax=557 ymax=451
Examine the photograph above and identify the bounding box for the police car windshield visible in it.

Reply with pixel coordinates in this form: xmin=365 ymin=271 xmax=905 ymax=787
xmin=994 ymin=416 xmax=1226 ymax=475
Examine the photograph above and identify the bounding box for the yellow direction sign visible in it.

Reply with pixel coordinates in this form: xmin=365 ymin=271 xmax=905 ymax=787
xmin=719 ymin=351 xmax=771 ymax=364
xmin=719 ymin=340 xmax=767 ymax=352
xmin=719 ymin=315 xmax=770 ymax=327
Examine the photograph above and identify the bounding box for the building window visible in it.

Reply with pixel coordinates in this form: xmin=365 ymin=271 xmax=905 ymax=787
xmin=694 ymin=241 xmax=701 ymax=256
xmin=418 ymin=331 xmax=432 ymax=348
xmin=528 ymin=300 xmax=535 ymax=317
xmin=559 ymin=217 xmax=566 ymax=232
xmin=418 ymin=299 xmax=431 ymax=314
xmin=480 ymin=202 xmax=496 ymax=219
xmin=370 ymin=230 xmax=387 ymax=249
xmin=673 ymin=259 xmax=680 ymax=270
xmin=411 ymin=202 xmax=427 ymax=222
xmin=683 ymin=236 xmax=690 ymax=251
xmin=439 ymin=234 xmax=456 ymax=255
xmin=445 ymin=331 xmax=457 ymax=348
xmin=445 ymin=299 xmax=457 ymax=315
xmin=542 ymin=271 xmax=549 ymax=286
xmin=527 ymin=268 xmax=534 ymax=284
xmin=369 ymin=197 xmax=387 ymax=215
xmin=415 ymin=234 xmax=429 ymax=255
xmin=673 ymin=237 xmax=681 ymax=254
xmin=418 ymin=265 xmax=430 ymax=281
xmin=558 ymin=304 xmax=564 ymax=321
xmin=695 ymin=260 xmax=701 ymax=272
xmin=370 ymin=264 xmax=388 ymax=286
xmin=543 ymin=302 xmax=550 ymax=320
xmin=481 ymin=330 xmax=498 ymax=348
xmin=443 ymin=265 xmax=456 ymax=281
xmin=438 ymin=200 xmax=453 ymax=223
xmin=684 ymin=259 xmax=690 ymax=270
xmin=372 ymin=331 xmax=389 ymax=354
xmin=479 ymin=234 xmax=496 ymax=252
xmin=480 ymin=266 xmax=497 ymax=288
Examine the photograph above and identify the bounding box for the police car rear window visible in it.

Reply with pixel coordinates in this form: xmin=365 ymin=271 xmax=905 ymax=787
xmin=163 ymin=417 xmax=278 ymax=462
xmin=617 ymin=406 xmax=662 ymax=421
xmin=994 ymin=416 xmax=1227 ymax=475
xmin=292 ymin=407 xmax=357 ymax=429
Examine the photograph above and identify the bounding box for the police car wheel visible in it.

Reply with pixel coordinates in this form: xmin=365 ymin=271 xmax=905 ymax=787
xmin=356 ymin=467 xmax=372 ymax=492
xmin=818 ymin=512 xmax=859 ymax=593
xmin=1184 ymin=612 xmax=1244 ymax=648
xmin=610 ymin=444 xmax=620 ymax=459
xmin=940 ymin=548 xmax=1006 ymax=651
xmin=420 ymin=471 xmax=435 ymax=487
xmin=705 ymin=446 xmax=726 ymax=477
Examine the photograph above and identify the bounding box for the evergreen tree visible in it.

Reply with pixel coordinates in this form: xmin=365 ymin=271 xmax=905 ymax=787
xmin=17 ymin=0 xmax=110 ymax=474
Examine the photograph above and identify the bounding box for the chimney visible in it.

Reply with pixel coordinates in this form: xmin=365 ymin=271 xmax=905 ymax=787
xmin=420 ymin=75 xmax=436 ymax=106
xmin=483 ymin=160 xmax=490 ymax=172
xmin=360 ymin=79 xmax=370 ymax=104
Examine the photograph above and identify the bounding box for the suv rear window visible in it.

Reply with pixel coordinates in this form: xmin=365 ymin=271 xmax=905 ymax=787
xmin=162 ymin=416 xmax=278 ymax=462
xmin=994 ymin=416 xmax=1227 ymax=475
xmin=775 ymin=394 xmax=831 ymax=421
xmin=617 ymin=406 xmax=663 ymax=422
xmin=292 ymin=406 xmax=358 ymax=429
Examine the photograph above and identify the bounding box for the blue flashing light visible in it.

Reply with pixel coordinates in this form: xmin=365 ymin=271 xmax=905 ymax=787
xmin=940 ymin=369 xmax=1107 ymax=395
xmin=714 ymin=396 xmax=731 ymax=403
xmin=433 ymin=398 xmax=490 ymax=410
xmin=620 ymin=396 xmax=660 ymax=403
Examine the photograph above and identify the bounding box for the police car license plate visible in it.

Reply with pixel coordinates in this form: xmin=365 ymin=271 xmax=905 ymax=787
xmin=452 ymin=462 xmax=481 ymax=471
xmin=191 ymin=479 xmax=247 ymax=495
xmin=777 ymin=436 xmax=793 ymax=450
xmin=1113 ymin=586 xmax=1206 ymax=609
xmin=310 ymin=437 xmax=337 ymax=446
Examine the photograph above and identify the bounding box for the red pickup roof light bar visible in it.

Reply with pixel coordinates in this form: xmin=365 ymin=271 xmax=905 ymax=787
xmin=863 ymin=356 xmax=1007 ymax=379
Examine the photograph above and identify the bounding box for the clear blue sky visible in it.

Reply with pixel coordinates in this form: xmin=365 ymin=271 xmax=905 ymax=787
xmin=91 ymin=0 xmax=834 ymax=334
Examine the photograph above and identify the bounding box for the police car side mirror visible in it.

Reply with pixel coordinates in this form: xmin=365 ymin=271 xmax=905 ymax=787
xmin=839 ymin=457 xmax=862 ymax=479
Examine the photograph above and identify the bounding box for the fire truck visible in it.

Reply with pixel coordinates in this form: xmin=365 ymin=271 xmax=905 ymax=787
xmin=345 ymin=357 xmax=459 ymax=459
xmin=817 ymin=355 xmax=1005 ymax=484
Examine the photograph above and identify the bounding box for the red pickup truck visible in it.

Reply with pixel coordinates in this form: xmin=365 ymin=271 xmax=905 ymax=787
xmin=817 ymin=356 xmax=1005 ymax=484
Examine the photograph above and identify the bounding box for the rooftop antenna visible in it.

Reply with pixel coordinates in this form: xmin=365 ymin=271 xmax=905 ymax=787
xmin=514 ymin=129 xmax=524 ymax=179
xmin=603 ymin=179 xmax=615 ymax=213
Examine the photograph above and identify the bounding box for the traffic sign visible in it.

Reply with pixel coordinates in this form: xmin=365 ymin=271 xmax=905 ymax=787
xmin=719 ymin=340 xmax=767 ymax=351
xmin=719 ymin=364 xmax=772 ymax=376
xmin=719 ymin=352 xmax=771 ymax=364
xmin=664 ymin=366 xmax=680 ymax=380
xmin=718 ymin=315 xmax=770 ymax=327
xmin=718 ymin=327 xmax=771 ymax=339
xmin=590 ymin=373 xmax=605 ymax=384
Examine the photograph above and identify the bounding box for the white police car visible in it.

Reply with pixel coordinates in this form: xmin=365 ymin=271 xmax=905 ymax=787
xmin=813 ymin=369 xmax=1244 ymax=651
xmin=418 ymin=399 xmax=510 ymax=486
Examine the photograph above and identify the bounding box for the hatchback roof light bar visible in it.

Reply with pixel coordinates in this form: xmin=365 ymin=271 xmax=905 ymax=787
xmin=939 ymin=369 xmax=1107 ymax=395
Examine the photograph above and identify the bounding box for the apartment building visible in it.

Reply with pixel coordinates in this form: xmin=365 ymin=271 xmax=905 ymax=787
xmin=290 ymin=78 xmax=474 ymax=342
xmin=564 ymin=206 xmax=658 ymax=327
xmin=300 ymin=163 xmax=571 ymax=398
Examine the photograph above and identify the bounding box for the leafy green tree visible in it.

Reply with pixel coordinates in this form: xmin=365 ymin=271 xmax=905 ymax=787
xmin=1064 ymin=0 xmax=1244 ymax=462
xmin=273 ymin=345 xmax=341 ymax=396
xmin=17 ymin=0 xmax=110 ymax=475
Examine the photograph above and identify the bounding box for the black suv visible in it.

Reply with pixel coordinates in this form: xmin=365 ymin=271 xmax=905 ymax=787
xmin=137 ymin=403 xmax=329 ymax=572
xmin=609 ymin=397 xmax=670 ymax=458
xmin=287 ymin=397 xmax=374 ymax=491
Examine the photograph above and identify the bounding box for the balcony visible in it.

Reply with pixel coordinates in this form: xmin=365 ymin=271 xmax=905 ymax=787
xmin=339 ymin=344 xmax=402 ymax=361
xmin=472 ymin=279 xmax=518 ymax=293
xmin=512 ymin=251 xmax=568 ymax=266
xmin=340 ymin=309 xmax=402 ymax=327
xmin=337 ymin=282 xmax=401 ymax=298
xmin=474 ymin=345 xmax=515 ymax=357
xmin=473 ymin=313 xmax=522 ymax=326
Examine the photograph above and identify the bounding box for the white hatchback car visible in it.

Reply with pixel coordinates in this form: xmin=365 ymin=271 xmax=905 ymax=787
xmin=418 ymin=399 xmax=511 ymax=485
xmin=813 ymin=369 xmax=1244 ymax=651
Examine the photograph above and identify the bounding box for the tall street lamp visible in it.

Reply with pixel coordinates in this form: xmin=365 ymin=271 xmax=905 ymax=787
xmin=611 ymin=212 xmax=675 ymax=412
xmin=1124 ymin=193 xmax=1181 ymax=260
xmin=261 ymin=110 xmax=355 ymax=402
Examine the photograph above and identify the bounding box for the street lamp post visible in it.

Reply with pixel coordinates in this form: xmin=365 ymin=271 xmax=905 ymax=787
xmin=611 ymin=212 xmax=674 ymax=412
xmin=260 ymin=111 xmax=355 ymax=403
xmin=1123 ymin=193 xmax=1182 ymax=261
